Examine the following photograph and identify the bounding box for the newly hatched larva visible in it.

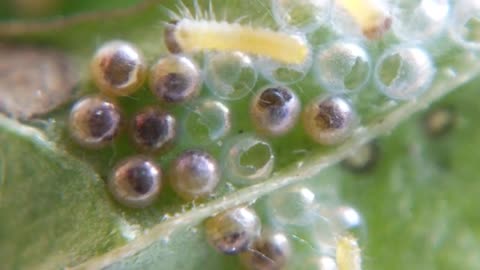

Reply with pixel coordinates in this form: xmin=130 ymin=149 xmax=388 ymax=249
xmin=205 ymin=207 xmax=261 ymax=255
xmin=91 ymin=40 xmax=146 ymax=96
xmin=169 ymin=149 xmax=220 ymax=200
xmin=165 ymin=19 xmax=309 ymax=65
xmin=240 ymin=231 xmax=292 ymax=270
xmin=250 ymin=86 xmax=301 ymax=137
xmin=132 ymin=107 xmax=176 ymax=152
xmin=108 ymin=156 xmax=162 ymax=208
xmin=69 ymin=95 xmax=122 ymax=148
xmin=336 ymin=234 xmax=362 ymax=270
xmin=336 ymin=0 xmax=392 ymax=39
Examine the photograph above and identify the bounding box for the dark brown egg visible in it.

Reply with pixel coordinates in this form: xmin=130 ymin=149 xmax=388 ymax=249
xmin=303 ymin=95 xmax=358 ymax=145
xmin=108 ymin=156 xmax=162 ymax=208
xmin=91 ymin=40 xmax=146 ymax=96
xmin=69 ymin=95 xmax=121 ymax=148
xmin=149 ymin=55 xmax=200 ymax=103
xmin=250 ymin=86 xmax=301 ymax=136
xmin=205 ymin=207 xmax=261 ymax=255
xmin=132 ymin=108 xmax=176 ymax=152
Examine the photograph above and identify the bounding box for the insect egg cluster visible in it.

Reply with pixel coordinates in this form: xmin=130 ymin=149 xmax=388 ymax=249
xmin=61 ymin=0 xmax=480 ymax=268
xmin=69 ymin=40 xmax=223 ymax=207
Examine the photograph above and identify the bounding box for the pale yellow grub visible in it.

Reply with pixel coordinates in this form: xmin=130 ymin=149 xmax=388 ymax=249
xmin=336 ymin=234 xmax=362 ymax=270
xmin=336 ymin=0 xmax=391 ymax=39
xmin=172 ymin=19 xmax=309 ymax=65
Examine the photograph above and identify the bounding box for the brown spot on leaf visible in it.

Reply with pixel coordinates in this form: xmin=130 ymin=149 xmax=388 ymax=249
xmin=0 ymin=44 xmax=76 ymax=119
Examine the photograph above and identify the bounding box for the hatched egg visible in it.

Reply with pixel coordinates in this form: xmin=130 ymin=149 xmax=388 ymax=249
xmin=450 ymin=0 xmax=480 ymax=50
xmin=271 ymin=0 xmax=332 ymax=33
xmin=374 ymin=46 xmax=435 ymax=100
xmin=183 ymin=99 xmax=231 ymax=145
xmin=222 ymin=134 xmax=275 ymax=186
xmin=314 ymin=40 xmax=371 ymax=93
xmin=205 ymin=51 xmax=257 ymax=100
xmin=392 ymin=0 xmax=450 ymax=43
xmin=267 ymin=185 xmax=317 ymax=226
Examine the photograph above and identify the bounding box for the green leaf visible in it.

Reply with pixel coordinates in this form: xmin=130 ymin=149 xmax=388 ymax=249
xmin=0 ymin=116 xmax=124 ymax=269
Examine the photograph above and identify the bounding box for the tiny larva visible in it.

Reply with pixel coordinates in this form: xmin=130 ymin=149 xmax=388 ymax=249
xmin=165 ymin=19 xmax=309 ymax=65
xmin=336 ymin=234 xmax=362 ymax=270
xmin=336 ymin=0 xmax=392 ymax=39
xmin=164 ymin=1 xmax=310 ymax=65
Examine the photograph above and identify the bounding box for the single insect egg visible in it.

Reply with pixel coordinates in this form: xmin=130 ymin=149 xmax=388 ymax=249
xmin=91 ymin=40 xmax=146 ymax=96
xmin=303 ymin=95 xmax=358 ymax=145
xmin=169 ymin=150 xmax=220 ymax=200
xmin=149 ymin=55 xmax=201 ymax=103
xmin=205 ymin=207 xmax=261 ymax=255
xmin=132 ymin=108 xmax=176 ymax=152
xmin=164 ymin=19 xmax=309 ymax=65
xmin=69 ymin=95 xmax=122 ymax=148
xmin=423 ymin=106 xmax=456 ymax=138
xmin=341 ymin=141 xmax=379 ymax=173
xmin=240 ymin=231 xmax=292 ymax=270
xmin=250 ymin=86 xmax=301 ymax=136
xmin=108 ymin=156 xmax=162 ymax=208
